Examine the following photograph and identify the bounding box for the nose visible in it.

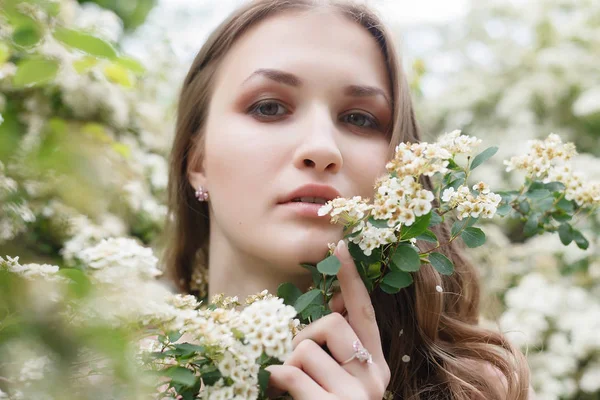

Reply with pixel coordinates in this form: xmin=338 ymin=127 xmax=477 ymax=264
xmin=293 ymin=105 xmax=343 ymax=173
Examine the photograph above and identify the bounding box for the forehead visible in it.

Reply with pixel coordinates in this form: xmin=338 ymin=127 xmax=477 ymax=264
xmin=213 ymin=9 xmax=390 ymax=95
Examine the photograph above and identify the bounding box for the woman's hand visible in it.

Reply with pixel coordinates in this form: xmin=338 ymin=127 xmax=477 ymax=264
xmin=266 ymin=240 xmax=391 ymax=400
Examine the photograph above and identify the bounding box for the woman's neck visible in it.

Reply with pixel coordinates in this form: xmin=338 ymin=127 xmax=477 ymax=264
xmin=207 ymin=236 xmax=314 ymax=301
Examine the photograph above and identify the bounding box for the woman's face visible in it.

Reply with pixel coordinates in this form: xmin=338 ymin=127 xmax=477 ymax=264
xmin=190 ymin=9 xmax=392 ymax=271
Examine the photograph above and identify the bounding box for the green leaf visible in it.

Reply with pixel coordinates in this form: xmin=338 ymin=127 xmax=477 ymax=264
xmin=558 ymin=223 xmax=573 ymax=245
xmin=53 ymin=27 xmax=117 ymax=59
xmin=301 ymin=264 xmax=322 ymax=286
xmin=551 ymin=210 xmax=572 ymax=223
xmin=460 ymin=227 xmax=486 ymax=248
xmin=368 ymin=217 xmax=389 ymax=228
xmin=258 ymin=368 xmax=271 ymax=394
xmin=451 ymin=217 xmax=478 ymax=237
xmin=428 ymin=211 xmax=443 ymax=227
xmin=572 ymin=229 xmax=589 ymax=250
xmin=317 ymin=254 xmax=341 ymax=275
xmin=168 ymin=331 xmax=183 ymax=343
xmin=277 ymin=282 xmax=303 ymax=307
xmin=12 ymin=23 xmax=42 ymax=47
xmin=428 ymin=252 xmax=454 ymax=275
xmin=13 ymin=58 xmax=59 ymax=87
xmin=366 ymin=262 xmax=382 ymax=280
xmin=381 ymin=270 xmax=413 ymax=292
xmin=470 ymin=146 xmax=498 ymax=170
xmin=523 ymin=214 xmax=540 ymax=237
xmin=556 ymin=198 xmax=575 ymax=213
xmin=116 ymin=55 xmax=145 ymax=75
xmin=400 ymin=212 xmax=431 ymax=240
xmin=526 ymin=189 xmax=551 ymax=200
xmin=390 ymin=244 xmax=421 ymax=272
xmin=164 ymin=366 xmax=196 ymax=387
xmin=294 ymin=289 xmax=322 ymax=314
xmin=416 ymin=229 xmax=438 ymax=243
xmin=446 ymin=158 xmax=461 ymax=170
xmin=58 ymin=268 xmax=92 ymax=299
xmin=496 ymin=203 xmax=512 ymax=217
xmin=544 ymin=181 xmax=566 ymax=192
xmin=518 ymin=200 xmax=531 ymax=214
xmin=0 ymin=41 xmax=10 ymax=64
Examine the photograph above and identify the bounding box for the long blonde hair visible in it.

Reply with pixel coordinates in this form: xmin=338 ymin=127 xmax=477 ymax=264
xmin=163 ymin=1 xmax=530 ymax=398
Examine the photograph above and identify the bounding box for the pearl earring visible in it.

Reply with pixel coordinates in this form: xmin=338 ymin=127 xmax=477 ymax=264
xmin=195 ymin=186 xmax=209 ymax=202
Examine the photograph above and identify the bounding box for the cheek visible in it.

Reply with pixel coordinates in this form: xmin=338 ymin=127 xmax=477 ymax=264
xmin=347 ymin=140 xmax=389 ymax=196
xmin=203 ymin=118 xmax=284 ymax=200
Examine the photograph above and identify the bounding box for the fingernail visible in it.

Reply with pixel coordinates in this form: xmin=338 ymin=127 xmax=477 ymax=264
xmin=336 ymin=239 xmax=348 ymax=260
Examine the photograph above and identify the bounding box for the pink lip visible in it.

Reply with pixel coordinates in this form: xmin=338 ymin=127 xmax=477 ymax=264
xmin=277 ymin=183 xmax=341 ymax=218
xmin=278 ymin=183 xmax=341 ymax=205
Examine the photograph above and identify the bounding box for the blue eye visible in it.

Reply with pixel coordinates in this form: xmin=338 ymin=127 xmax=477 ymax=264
xmin=249 ymin=100 xmax=288 ymax=118
xmin=343 ymin=112 xmax=379 ymax=130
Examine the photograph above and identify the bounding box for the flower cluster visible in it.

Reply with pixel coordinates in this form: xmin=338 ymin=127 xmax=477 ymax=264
xmin=504 ymin=134 xmax=599 ymax=208
xmin=441 ymin=182 xmax=502 ymax=220
xmin=499 ymin=272 xmax=600 ymax=398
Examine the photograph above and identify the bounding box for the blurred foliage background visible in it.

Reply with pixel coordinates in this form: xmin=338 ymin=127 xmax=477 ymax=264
xmin=0 ymin=0 xmax=599 ymax=399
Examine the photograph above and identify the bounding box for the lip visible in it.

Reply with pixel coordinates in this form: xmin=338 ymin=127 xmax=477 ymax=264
xmin=278 ymin=183 xmax=341 ymax=205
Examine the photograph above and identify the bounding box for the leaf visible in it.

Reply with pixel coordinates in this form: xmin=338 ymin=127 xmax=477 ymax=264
xmin=400 ymin=212 xmax=432 ymax=240
xmin=53 ymin=27 xmax=117 ymax=59
xmin=428 ymin=252 xmax=454 ymax=275
xmin=301 ymin=263 xmax=322 ymax=286
xmin=0 ymin=41 xmax=10 ymax=64
xmin=460 ymin=227 xmax=486 ymax=248
xmin=470 ymin=146 xmax=498 ymax=170
xmin=368 ymin=217 xmax=389 ymax=228
xmin=13 ymin=58 xmax=59 ymax=87
xmin=428 ymin=211 xmax=443 ymax=227
xmin=416 ymin=229 xmax=438 ymax=243
xmin=558 ymin=223 xmax=573 ymax=245
xmin=523 ymin=214 xmax=540 ymax=237
xmin=572 ymin=229 xmax=589 ymax=250
xmin=168 ymin=331 xmax=183 ymax=343
xmin=544 ymin=181 xmax=566 ymax=192
xmin=556 ymin=198 xmax=575 ymax=213
xmin=381 ymin=270 xmax=413 ymax=291
xmin=551 ymin=210 xmax=572 ymax=223
xmin=496 ymin=203 xmax=512 ymax=217
xmin=12 ymin=23 xmax=42 ymax=47
xmin=258 ymin=368 xmax=271 ymax=394
xmin=317 ymin=254 xmax=341 ymax=275
xmin=379 ymin=282 xmax=401 ymax=294
xmin=277 ymin=282 xmax=303 ymax=307
xmin=451 ymin=218 xmax=478 ymax=237
xmin=116 ymin=55 xmax=145 ymax=74
xmin=164 ymin=366 xmax=196 ymax=387
xmin=293 ymin=289 xmax=322 ymax=315
xmin=390 ymin=244 xmax=421 ymax=272
xmin=526 ymin=189 xmax=551 ymax=200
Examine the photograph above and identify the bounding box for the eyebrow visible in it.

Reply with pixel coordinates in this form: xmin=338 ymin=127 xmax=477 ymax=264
xmin=242 ymin=68 xmax=392 ymax=109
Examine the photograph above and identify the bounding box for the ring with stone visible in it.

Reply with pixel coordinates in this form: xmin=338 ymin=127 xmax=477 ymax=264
xmin=340 ymin=340 xmax=373 ymax=365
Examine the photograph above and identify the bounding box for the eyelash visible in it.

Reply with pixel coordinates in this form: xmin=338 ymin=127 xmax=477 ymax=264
xmin=247 ymin=100 xmax=381 ymax=131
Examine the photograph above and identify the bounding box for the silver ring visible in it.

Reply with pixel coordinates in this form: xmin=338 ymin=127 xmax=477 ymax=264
xmin=340 ymin=340 xmax=373 ymax=365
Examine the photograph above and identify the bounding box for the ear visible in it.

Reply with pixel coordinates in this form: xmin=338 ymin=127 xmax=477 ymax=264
xmin=187 ymin=140 xmax=207 ymax=191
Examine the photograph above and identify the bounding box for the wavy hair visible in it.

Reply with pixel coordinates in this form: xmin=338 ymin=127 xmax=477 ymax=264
xmin=163 ymin=0 xmax=530 ymax=398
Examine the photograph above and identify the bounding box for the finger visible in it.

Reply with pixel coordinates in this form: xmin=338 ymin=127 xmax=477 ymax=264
xmin=284 ymin=339 xmax=354 ymax=393
xmin=328 ymin=292 xmax=345 ymax=314
xmin=334 ymin=239 xmax=384 ymax=359
xmin=265 ymin=365 xmax=331 ymax=400
xmin=292 ymin=312 xmax=375 ymax=376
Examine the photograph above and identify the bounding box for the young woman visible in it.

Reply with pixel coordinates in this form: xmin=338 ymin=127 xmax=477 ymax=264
xmin=164 ymin=0 xmax=533 ymax=398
